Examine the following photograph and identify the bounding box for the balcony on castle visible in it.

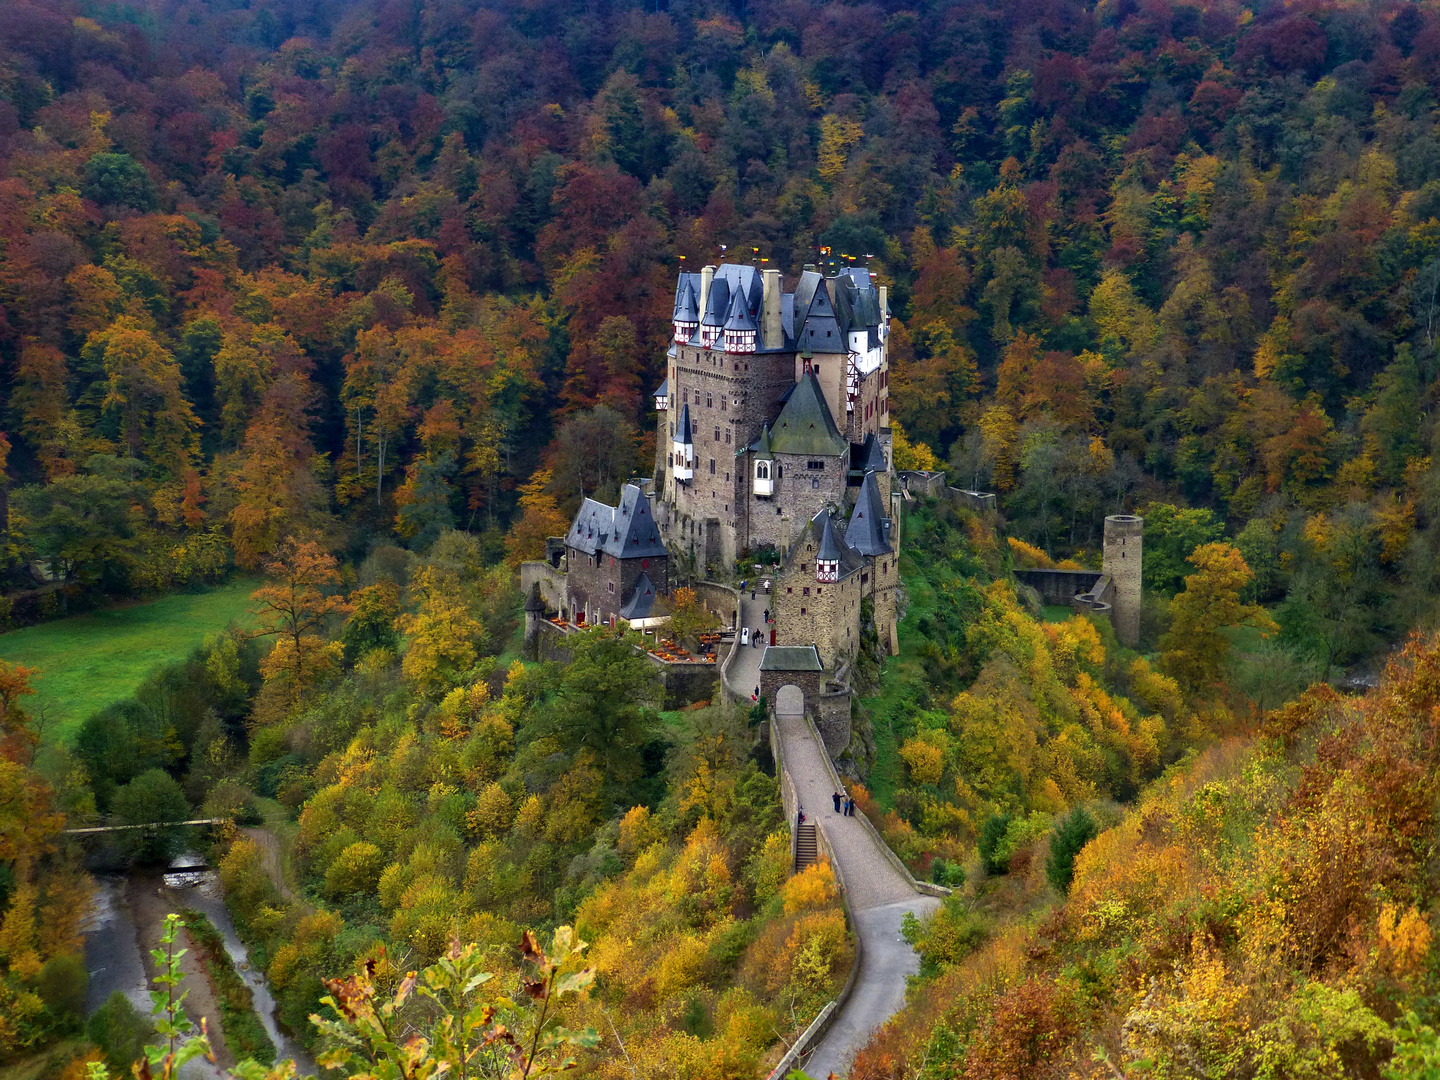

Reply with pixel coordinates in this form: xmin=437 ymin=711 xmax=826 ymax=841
xmin=671 ymin=444 xmax=693 ymax=481
xmin=753 ymin=459 xmax=773 ymax=496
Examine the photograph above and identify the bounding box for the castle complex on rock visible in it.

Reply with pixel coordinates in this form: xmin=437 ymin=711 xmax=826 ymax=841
xmin=524 ymin=261 xmax=902 ymax=719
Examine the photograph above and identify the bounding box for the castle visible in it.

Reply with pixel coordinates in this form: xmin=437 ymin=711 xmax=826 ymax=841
xmin=524 ymin=261 xmax=901 ymax=724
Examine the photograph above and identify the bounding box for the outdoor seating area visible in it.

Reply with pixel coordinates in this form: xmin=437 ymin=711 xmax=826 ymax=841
xmin=648 ymin=633 xmax=723 ymax=664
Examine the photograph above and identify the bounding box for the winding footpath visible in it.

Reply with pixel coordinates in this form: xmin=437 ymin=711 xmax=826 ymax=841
xmin=726 ymin=588 xmax=941 ymax=1077
xmin=773 ymin=704 xmax=940 ymax=1078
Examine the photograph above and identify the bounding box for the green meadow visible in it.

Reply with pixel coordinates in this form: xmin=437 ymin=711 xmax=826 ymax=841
xmin=0 ymin=579 xmax=259 ymax=743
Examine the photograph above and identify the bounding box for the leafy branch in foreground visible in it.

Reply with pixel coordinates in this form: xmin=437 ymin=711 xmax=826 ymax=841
xmin=87 ymin=913 xmax=213 ymax=1080
xmin=313 ymin=926 xmax=599 ymax=1080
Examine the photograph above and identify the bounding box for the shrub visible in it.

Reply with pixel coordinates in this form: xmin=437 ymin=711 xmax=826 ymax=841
xmin=930 ymin=857 xmax=966 ymax=889
xmin=979 ymin=812 xmax=1013 ymax=875
xmin=781 ymin=860 xmax=838 ymax=914
xmin=1046 ymin=808 xmax=1098 ymax=894
xmin=325 ymin=841 xmax=386 ymax=898
xmin=86 ymin=991 xmax=153 ymax=1073
xmin=36 ymin=953 xmax=87 ymax=1020
xmin=902 ymin=893 xmax=988 ymax=974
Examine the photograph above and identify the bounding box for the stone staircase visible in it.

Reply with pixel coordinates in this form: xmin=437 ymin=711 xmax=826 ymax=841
xmin=795 ymin=820 xmax=818 ymax=870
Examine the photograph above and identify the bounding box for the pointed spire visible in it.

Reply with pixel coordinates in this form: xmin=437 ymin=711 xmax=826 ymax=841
xmin=846 ymin=470 xmax=893 ymax=555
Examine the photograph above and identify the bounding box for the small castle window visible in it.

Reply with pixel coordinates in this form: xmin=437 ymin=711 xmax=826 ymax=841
xmin=803 ymin=587 xmax=810 ymax=596
xmin=816 ymin=588 xmax=822 ymax=595
xmin=787 ymin=587 xmax=793 ymax=594
xmin=812 ymin=479 xmax=819 ymax=489
xmin=642 ymin=559 xmax=649 ymax=569
xmin=707 ymin=392 xmax=713 ymax=407
xmin=714 ymin=427 xmax=720 ymax=441
xmin=709 ymin=459 xmax=715 ymax=475
xmin=801 ymin=607 xmax=807 ymax=615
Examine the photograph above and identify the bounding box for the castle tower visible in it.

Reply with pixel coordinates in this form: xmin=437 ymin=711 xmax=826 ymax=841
xmin=1102 ymin=515 xmax=1143 ymax=648
xmin=523 ymin=581 xmax=545 ymax=660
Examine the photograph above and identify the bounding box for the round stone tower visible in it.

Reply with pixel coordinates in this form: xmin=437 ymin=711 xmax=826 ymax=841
xmin=523 ymin=581 xmax=546 ymax=660
xmin=1102 ymin=515 xmax=1143 ymax=648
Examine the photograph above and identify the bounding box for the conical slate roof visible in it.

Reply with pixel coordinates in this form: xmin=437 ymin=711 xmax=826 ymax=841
xmin=674 ymin=278 xmax=699 ymax=322
xmin=816 ymin=512 xmax=847 ymax=562
xmin=854 ymin=432 xmax=887 ymax=473
xmin=674 ymin=403 xmax=693 ymax=445
xmin=724 ymin=284 xmax=757 ymax=330
xmin=845 ymin=470 xmax=893 ymax=556
xmin=701 ymin=278 xmax=730 ymax=326
xmin=770 ymin=371 xmax=847 ymax=456
xmin=750 ymin=423 xmax=774 ymax=459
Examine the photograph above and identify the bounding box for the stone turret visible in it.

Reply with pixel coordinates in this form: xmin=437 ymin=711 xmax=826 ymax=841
xmin=523 ymin=581 xmax=545 ymax=659
xmin=1102 ymin=515 xmax=1143 ymax=648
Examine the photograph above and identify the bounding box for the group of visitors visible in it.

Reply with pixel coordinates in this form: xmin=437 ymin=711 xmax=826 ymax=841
xmin=832 ymin=790 xmax=857 ymax=816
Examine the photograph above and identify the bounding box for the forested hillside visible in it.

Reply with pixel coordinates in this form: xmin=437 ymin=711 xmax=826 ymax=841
xmin=3 ymin=0 xmax=1440 ymax=667
xmin=7 ymin=0 xmax=1440 ymax=1076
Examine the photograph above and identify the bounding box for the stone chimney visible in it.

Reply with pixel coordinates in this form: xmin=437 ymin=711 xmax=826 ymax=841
xmin=761 ymin=269 xmax=782 ymax=349
xmin=878 ymin=284 xmax=888 ymax=325
xmin=699 ymin=265 xmax=716 ymax=324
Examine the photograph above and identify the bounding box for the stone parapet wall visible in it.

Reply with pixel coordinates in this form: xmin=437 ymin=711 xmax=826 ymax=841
xmin=1014 ymin=568 xmax=1103 ymax=607
xmin=520 ymin=561 xmax=567 ymax=613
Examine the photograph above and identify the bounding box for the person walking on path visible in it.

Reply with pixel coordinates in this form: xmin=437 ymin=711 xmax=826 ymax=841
xmin=846 ymin=796 xmax=857 ymax=817
xmin=832 ymin=791 xmax=843 ymax=813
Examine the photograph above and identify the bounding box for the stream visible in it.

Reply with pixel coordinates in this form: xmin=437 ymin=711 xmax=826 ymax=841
xmin=83 ymin=858 xmax=318 ymax=1079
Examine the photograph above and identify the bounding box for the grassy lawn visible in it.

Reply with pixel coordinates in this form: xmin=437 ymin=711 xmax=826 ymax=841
xmin=0 ymin=578 xmax=260 ymax=743
xmin=1041 ymin=604 xmax=1075 ymax=623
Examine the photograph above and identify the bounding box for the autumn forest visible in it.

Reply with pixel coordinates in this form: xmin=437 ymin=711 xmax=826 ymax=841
xmin=7 ymin=0 xmax=1440 ymax=1077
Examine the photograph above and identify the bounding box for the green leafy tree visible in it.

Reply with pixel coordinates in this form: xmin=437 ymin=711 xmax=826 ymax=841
xmin=11 ymin=460 xmax=138 ymax=591
xmin=1142 ymin=503 xmax=1225 ymax=595
xmin=537 ymin=630 xmax=659 ymax=793
xmin=83 ymin=152 xmax=156 ymax=210
xmin=113 ymin=768 xmax=190 ymax=863
xmin=342 ymin=582 xmax=401 ymax=663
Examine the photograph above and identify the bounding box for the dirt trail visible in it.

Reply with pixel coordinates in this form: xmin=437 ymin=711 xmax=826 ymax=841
xmin=127 ymin=874 xmax=233 ymax=1075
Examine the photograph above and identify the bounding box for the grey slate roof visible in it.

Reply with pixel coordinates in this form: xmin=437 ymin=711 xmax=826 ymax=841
xmin=816 ymin=513 xmax=847 ymax=562
xmin=653 ymin=378 xmax=668 ymax=401
xmin=674 ymin=277 xmax=699 ymax=322
xmin=791 ymin=508 xmax=864 ymax=579
xmin=750 ymin=423 xmax=774 ymax=459
xmin=618 ymin=571 xmax=659 ymax=620
xmin=701 ymin=277 xmax=729 ymax=327
xmin=845 ymin=470 xmax=893 ymax=556
xmin=851 ymin=432 xmax=887 ymax=474
xmin=724 ymin=284 xmax=758 ymax=330
xmin=565 ymin=484 xmax=667 ymax=559
xmin=675 ymin=403 xmax=693 ymax=445
xmin=770 ymin=371 xmax=847 ymax=457
xmin=760 ymin=645 xmax=824 ymax=672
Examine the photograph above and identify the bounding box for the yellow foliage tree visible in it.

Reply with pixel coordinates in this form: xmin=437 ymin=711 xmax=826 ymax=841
xmin=400 ymin=566 xmax=486 ymax=699
xmin=504 ymin=467 xmax=569 ymax=569
xmin=1160 ymin=543 xmax=1278 ymax=690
